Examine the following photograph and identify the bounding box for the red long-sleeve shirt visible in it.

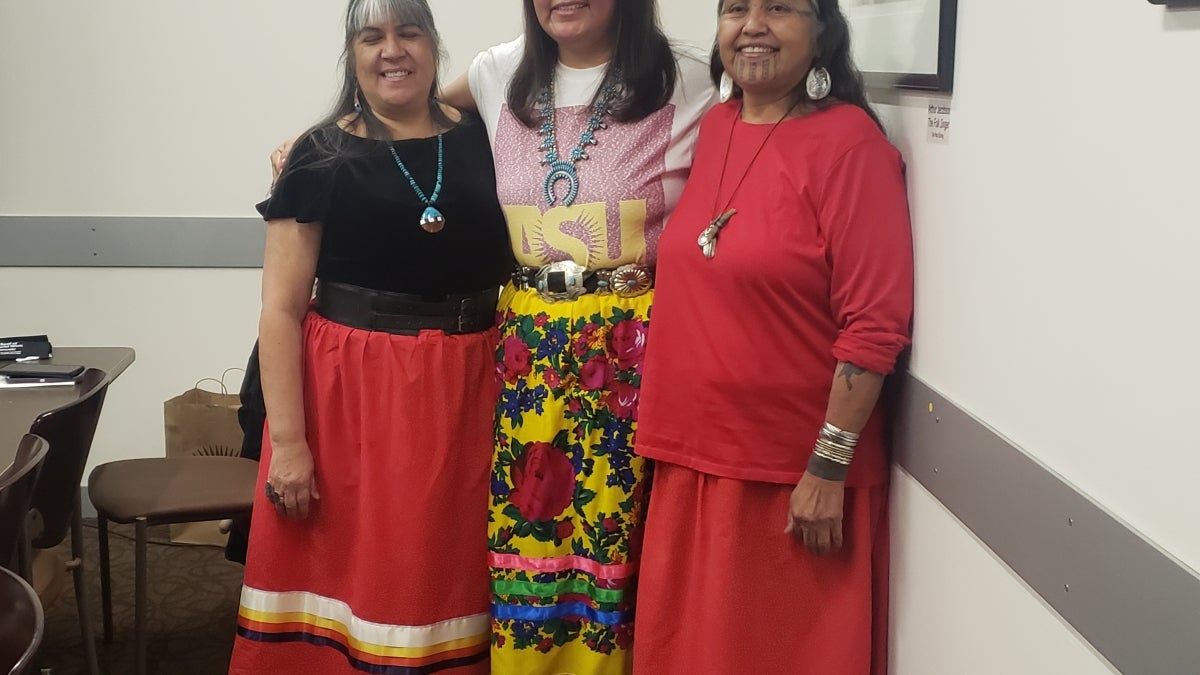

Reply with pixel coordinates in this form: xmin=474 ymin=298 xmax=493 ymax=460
xmin=636 ymin=101 xmax=914 ymax=487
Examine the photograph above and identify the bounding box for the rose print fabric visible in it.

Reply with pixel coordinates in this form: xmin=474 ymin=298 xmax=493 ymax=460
xmin=469 ymin=34 xmax=715 ymax=675
xmin=489 ymin=284 xmax=653 ymax=675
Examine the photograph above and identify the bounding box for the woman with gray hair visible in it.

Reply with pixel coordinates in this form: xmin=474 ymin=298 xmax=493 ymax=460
xmin=228 ymin=0 xmax=510 ymax=673
xmin=631 ymin=0 xmax=912 ymax=673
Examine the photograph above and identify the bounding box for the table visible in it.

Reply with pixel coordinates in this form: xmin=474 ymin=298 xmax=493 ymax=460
xmin=0 ymin=347 xmax=135 ymax=468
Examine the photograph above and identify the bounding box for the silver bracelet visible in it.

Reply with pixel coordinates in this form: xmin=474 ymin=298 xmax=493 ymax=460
xmin=807 ymin=423 xmax=861 ymax=481
xmin=813 ymin=438 xmax=855 ymax=465
xmin=821 ymin=422 xmax=859 ymax=445
xmin=812 ymin=422 xmax=860 ymax=466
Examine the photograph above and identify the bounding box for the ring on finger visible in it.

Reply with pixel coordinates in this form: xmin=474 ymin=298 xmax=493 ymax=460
xmin=264 ymin=481 xmax=283 ymax=505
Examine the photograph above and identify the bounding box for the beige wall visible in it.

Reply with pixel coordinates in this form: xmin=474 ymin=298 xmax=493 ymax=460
xmin=881 ymin=1 xmax=1198 ymax=672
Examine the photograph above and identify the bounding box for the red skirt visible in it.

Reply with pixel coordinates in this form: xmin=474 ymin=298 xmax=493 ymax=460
xmin=632 ymin=462 xmax=889 ymax=675
xmin=228 ymin=312 xmax=496 ymax=675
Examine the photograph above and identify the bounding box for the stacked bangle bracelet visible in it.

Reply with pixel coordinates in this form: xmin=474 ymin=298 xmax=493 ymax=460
xmin=806 ymin=422 xmax=860 ymax=481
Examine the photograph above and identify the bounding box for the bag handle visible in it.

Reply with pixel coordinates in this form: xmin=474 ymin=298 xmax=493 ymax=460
xmin=194 ymin=367 xmax=248 ymax=395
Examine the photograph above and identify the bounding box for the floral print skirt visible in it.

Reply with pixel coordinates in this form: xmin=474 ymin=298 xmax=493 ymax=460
xmin=489 ymin=283 xmax=653 ymax=675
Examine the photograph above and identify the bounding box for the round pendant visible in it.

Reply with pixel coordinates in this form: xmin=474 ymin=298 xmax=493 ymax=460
xmin=420 ymin=206 xmax=446 ymax=234
xmin=543 ymin=161 xmax=580 ymax=207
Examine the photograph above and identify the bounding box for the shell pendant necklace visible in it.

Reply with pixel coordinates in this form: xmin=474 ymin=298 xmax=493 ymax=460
xmin=698 ymin=100 xmax=799 ymax=259
xmin=388 ymin=132 xmax=446 ymax=233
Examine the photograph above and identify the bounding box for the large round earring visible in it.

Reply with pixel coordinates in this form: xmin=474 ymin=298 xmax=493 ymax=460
xmin=806 ymin=67 xmax=831 ymax=101
xmin=719 ymin=71 xmax=735 ymax=103
xmin=353 ymin=87 xmax=363 ymax=114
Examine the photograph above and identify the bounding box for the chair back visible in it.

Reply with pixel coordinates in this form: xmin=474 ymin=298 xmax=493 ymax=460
xmin=0 ymin=565 xmax=43 ymax=675
xmin=0 ymin=435 xmax=49 ymax=573
xmin=28 ymin=368 xmax=109 ymax=549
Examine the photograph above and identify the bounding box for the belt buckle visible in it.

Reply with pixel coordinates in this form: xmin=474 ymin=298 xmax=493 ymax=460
xmin=535 ymin=261 xmax=587 ymax=302
xmin=609 ymin=264 xmax=653 ymax=298
xmin=457 ymin=296 xmax=475 ymax=333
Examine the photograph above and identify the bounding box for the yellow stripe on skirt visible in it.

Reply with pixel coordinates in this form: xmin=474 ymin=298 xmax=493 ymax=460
xmin=489 ymin=283 xmax=653 ymax=675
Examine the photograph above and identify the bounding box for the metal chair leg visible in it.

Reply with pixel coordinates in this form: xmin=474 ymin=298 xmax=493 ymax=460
xmin=97 ymin=514 xmax=113 ymax=644
xmin=135 ymin=517 xmax=148 ymax=675
xmin=70 ymin=491 xmax=101 ymax=675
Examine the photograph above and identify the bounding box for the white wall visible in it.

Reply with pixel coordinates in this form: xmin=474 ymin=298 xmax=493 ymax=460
xmin=0 ymin=0 xmax=521 ymax=216
xmin=0 ymin=267 xmax=263 ymax=464
xmin=889 ymin=471 xmax=1118 ymax=675
xmin=882 ymin=0 xmax=1200 ymax=580
xmin=880 ymin=0 xmax=1200 ymax=673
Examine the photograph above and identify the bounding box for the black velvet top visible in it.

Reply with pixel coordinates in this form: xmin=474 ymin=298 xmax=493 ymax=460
xmin=256 ymin=117 xmax=512 ymax=297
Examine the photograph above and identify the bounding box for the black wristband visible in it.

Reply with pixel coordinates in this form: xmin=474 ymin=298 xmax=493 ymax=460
xmin=806 ymin=453 xmax=850 ymax=481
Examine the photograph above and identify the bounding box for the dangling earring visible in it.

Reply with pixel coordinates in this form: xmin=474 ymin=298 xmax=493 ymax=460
xmin=806 ymin=67 xmax=831 ymax=101
xmin=353 ymin=87 xmax=363 ymax=114
xmin=719 ymin=71 xmax=735 ymax=103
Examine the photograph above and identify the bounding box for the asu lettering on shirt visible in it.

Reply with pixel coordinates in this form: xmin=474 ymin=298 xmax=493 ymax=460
xmin=469 ymin=36 xmax=717 ymax=271
xmin=504 ymin=199 xmax=649 ymax=268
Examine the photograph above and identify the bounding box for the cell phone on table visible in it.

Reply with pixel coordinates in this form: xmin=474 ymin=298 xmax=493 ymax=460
xmin=0 ymin=362 xmax=85 ymax=380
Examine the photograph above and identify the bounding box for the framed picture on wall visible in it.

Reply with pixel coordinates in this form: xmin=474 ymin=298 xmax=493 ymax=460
xmin=844 ymin=0 xmax=959 ymax=92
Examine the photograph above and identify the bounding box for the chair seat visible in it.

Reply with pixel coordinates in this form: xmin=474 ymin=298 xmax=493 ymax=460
xmin=88 ymin=457 xmax=258 ymax=525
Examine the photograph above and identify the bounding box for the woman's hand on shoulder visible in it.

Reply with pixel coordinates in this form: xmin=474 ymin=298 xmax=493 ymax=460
xmin=266 ymin=439 xmax=320 ymax=520
xmin=439 ymin=102 xmax=464 ymax=125
xmin=269 ymin=134 xmax=301 ymax=184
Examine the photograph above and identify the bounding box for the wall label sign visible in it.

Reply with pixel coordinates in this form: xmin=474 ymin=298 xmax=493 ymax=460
xmin=927 ymin=101 xmax=951 ymax=144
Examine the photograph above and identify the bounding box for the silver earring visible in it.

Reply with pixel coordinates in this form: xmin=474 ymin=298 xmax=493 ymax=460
xmin=719 ymin=71 xmax=735 ymax=103
xmin=353 ymin=87 xmax=363 ymax=113
xmin=806 ymin=67 xmax=831 ymax=101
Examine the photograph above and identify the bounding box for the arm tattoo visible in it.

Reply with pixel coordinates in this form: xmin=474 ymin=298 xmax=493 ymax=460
xmin=838 ymin=363 xmax=868 ymax=391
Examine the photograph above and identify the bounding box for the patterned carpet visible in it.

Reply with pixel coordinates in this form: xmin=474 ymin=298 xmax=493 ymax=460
xmin=32 ymin=520 xmax=243 ymax=675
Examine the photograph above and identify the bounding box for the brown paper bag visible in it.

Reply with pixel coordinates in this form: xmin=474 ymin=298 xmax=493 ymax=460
xmin=164 ymin=369 xmax=245 ymax=545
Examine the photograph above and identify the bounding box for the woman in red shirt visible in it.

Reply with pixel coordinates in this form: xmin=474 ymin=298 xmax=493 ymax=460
xmin=632 ymin=1 xmax=913 ymax=673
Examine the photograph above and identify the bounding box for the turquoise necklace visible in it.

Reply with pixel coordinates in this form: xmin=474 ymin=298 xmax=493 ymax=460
xmin=537 ymin=73 xmax=619 ymax=207
xmin=388 ymin=133 xmax=445 ymax=233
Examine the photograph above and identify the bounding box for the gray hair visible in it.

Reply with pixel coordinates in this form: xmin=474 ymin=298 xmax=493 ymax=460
xmin=335 ymin=0 xmax=452 ymax=140
xmin=717 ymin=0 xmax=821 ymax=16
xmin=276 ymin=0 xmax=455 ymax=182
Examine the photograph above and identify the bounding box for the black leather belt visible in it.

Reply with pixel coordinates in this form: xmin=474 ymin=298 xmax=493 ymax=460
xmin=314 ymin=281 xmax=497 ymax=335
xmin=511 ymin=262 xmax=654 ymax=302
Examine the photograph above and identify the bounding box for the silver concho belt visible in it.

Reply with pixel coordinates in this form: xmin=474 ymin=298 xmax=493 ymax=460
xmin=512 ymin=262 xmax=653 ymax=303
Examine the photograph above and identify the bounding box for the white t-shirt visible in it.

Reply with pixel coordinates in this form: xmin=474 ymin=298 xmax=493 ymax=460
xmin=469 ymin=37 xmax=716 ymax=268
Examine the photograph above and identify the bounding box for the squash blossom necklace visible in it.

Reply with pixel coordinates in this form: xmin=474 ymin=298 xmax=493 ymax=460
xmin=537 ymin=71 xmax=620 ymax=207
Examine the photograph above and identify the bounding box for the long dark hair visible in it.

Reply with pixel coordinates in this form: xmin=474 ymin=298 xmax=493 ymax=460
xmin=507 ymin=0 xmax=678 ymax=128
xmin=281 ymin=0 xmax=455 ymax=176
xmin=710 ymin=0 xmax=883 ymax=130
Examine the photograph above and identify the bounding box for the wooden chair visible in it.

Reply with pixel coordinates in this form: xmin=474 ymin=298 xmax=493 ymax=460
xmin=0 ymin=435 xmax=49 ymax=579
xmin=27 ymin=368 xmax=109 ymax=675
xmin=88 ymin=455 xmax=258 ymax=675
xmin=0 ymin=564 xmax=45 ymax=675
